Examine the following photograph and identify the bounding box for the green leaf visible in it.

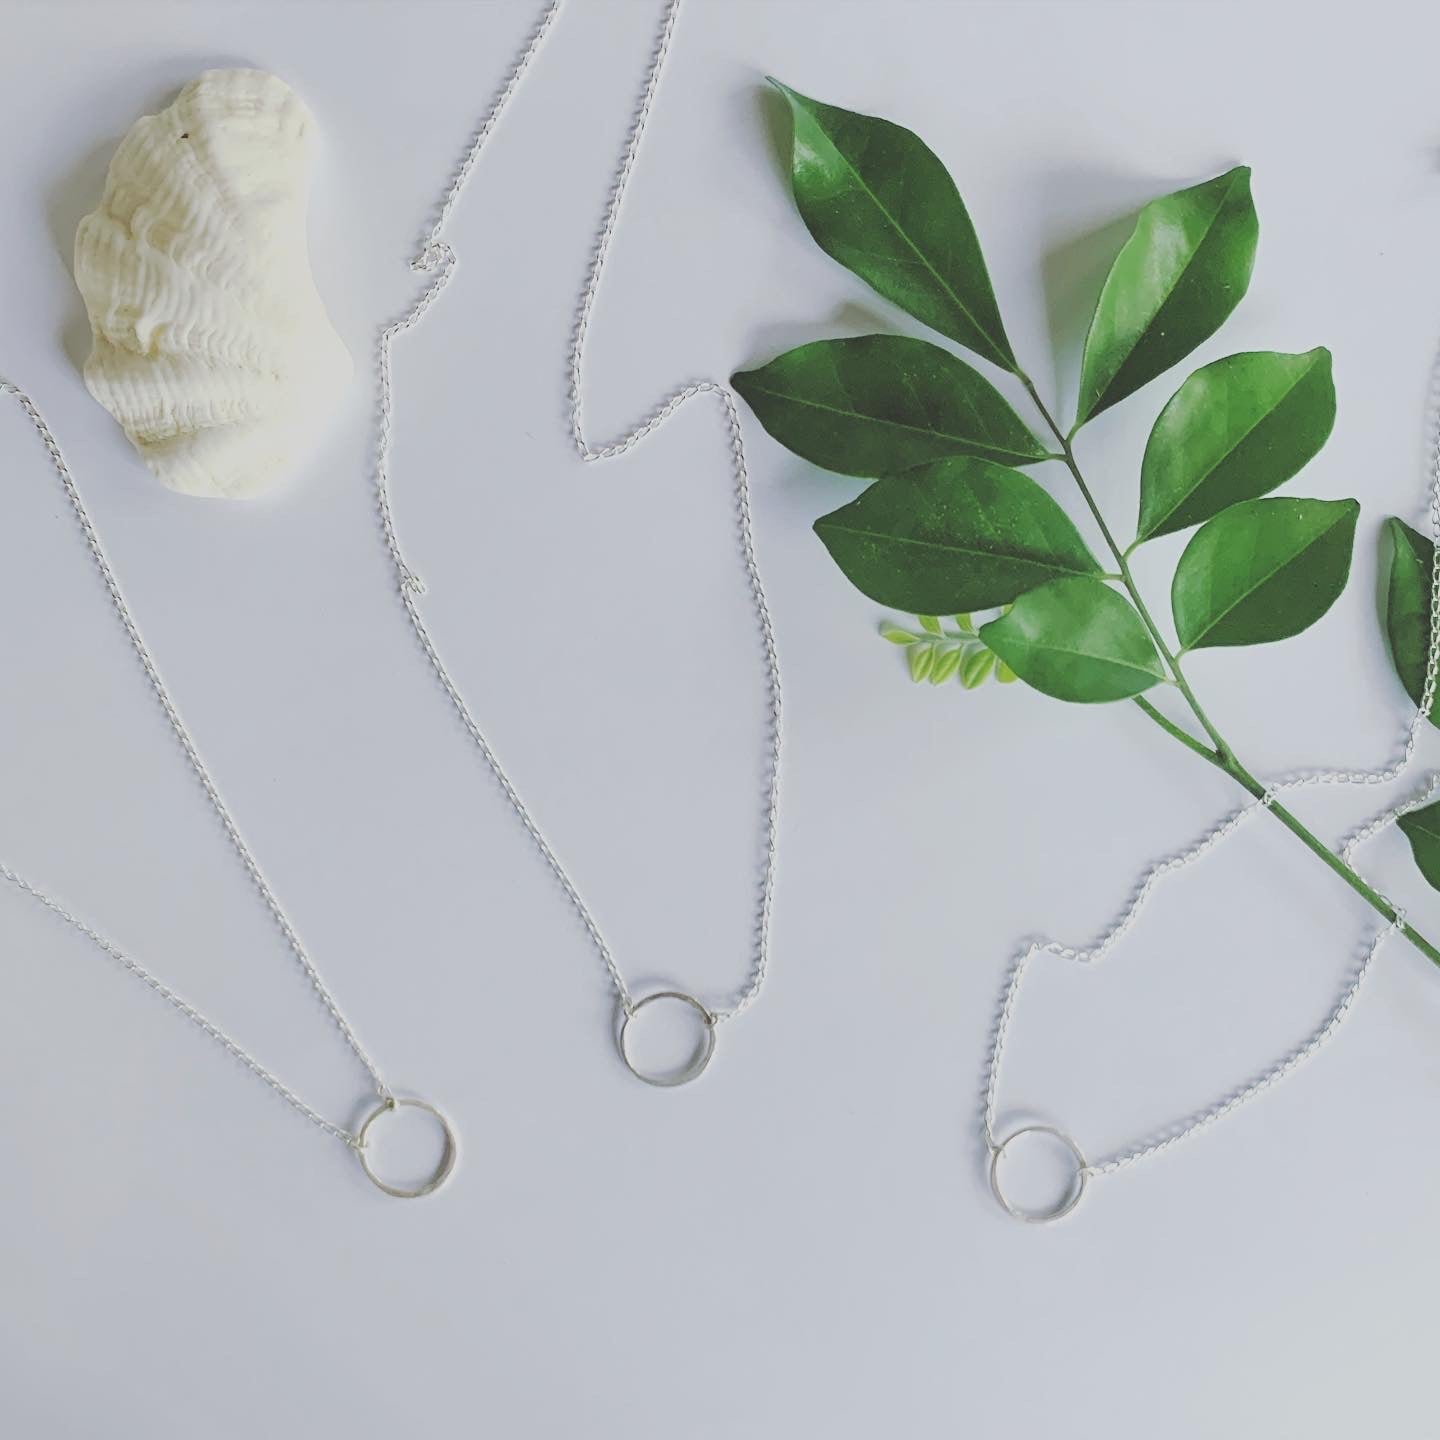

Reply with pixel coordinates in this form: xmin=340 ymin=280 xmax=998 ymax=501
xmin=1171 ymin=496 xmax=1359 ymax=650
xmin=930 ymin=647 xmax=963 ymax=684
xmin=917 ymin=614 xmax=942 ymax=634
xmin=980 ymin=576 xmax=1164 ymax=702
xmin=958 ymin=646 xmax=995 ymax=689
xmin=1381 ymin=516 xmax=1439 ymax=722
xmin=769 ymin=79 xmax=1014 ymax=368
xmin=953 ymin=613 xmax=973 ymax=631
xmin=908 ymin=642 xmax=934 ymax=681
xmin=879 ymin=623 xmax=914 ymax=645
xmin=1076 ymin=167 xmax=1258 ymax=426
xmin=1137 ymin=349 xmax=1336 ymax=541
xmin=1398 ymin=800 xmax=1440 ymax=892
xmin=812 ymin=456 xmax=1101 ymax=613
xmin=731 ymin=336 xmax=1046 ymax=478
xmin=994 ymin=659 xmax=1018 ymax=684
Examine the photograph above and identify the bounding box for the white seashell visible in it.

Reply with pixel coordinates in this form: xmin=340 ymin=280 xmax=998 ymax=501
xmin=73 ymin=69 xmax=351 ymax=499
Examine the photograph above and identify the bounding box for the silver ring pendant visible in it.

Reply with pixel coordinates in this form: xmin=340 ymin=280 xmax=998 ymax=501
xmin=989 ymin=1124 xmax=1089 ymax=1224
xmin=618 ymin=991 xmax=716 ymax=1087
xmin=354 ymin=1097 xmax=458 ymax=1199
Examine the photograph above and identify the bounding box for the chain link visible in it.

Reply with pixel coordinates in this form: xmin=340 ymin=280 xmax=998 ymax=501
xmin=985 ymin=356 xmax=1440 ymax=1183
xmin=374 ymin=0 xmax=783 ymax=1025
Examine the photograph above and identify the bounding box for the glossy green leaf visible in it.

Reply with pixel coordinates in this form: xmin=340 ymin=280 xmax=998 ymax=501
xmin=1171 ymin=497 xmax=1358 ymax=650
xmin=769 ymin=80 xmax=1014 ymax=368
xmin=1076 ymin=167 xmax=1258 ymax=426
xmin=812 ymin=456 xmax=1100 ymax=613
xmin=1398 ymin=800 xmax=1440 ymax=892
xmin=1381 ymin=516 xmax=1439 ymax=723
xmin=908 ymin=643 xmax=934 ymax=682
xmin=918 ymin=614 xmax=942 ymax=634
xmin=1137 ymin=349 xmax=1336 ymax=541
xmin=731 ymin=336 xmax=1046 ymax=478
xmin=979 ymin=576 xmax=1164 ymax=702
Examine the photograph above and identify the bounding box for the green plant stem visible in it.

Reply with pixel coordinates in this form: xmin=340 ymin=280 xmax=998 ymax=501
xmin=1133 ymin=697 xmax=1440 ymax=967
xmin=1013 ymin=371 xmax=1440 ymax=968
xmin=1018 ymin=372 xmax=1230 ymax=757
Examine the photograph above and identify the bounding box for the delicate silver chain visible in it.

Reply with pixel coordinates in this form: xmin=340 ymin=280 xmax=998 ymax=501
xmin=986 ymin=360 xmax=1440 ymax=1182
xmin=0 ymin=380 xmax=389 ymax=1148
xmin=374 ymin=0 xmax=783 ymax=1024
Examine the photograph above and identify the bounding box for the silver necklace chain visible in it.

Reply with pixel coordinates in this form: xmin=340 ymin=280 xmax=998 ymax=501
xmin=375 ymin=0 xmax=783 ymax=1027
xmin=986 ymin=368 xmax=1440 ymax=1210
xmin=0 ymin=381 xmax=389 ymax=1149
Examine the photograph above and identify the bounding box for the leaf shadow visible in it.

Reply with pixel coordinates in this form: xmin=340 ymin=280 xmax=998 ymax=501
xmin=754 ymin=78 xmax=792 ymax=189
xmin=1035 ymin=168 xmax=1192 ymax=413
xmin=739 ymin=300 xmax=896 ymax=374
xmin=46 ymin=140 xmax=120 ymax=376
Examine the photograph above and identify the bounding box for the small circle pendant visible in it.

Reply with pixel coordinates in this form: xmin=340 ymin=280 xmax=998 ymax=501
xmin=617 ymin=991 xmax=716 ymax=1087
xmin=989 ymin=1124 xmax=1088 ymax=1223
xmin=354 ymin=1097 xmax=458 ymax=1198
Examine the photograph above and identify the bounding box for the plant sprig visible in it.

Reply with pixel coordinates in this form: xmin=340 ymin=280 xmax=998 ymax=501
xmin=734 ymin=81 xmax=1440 ymax=966
xmin=880 ymin=614 xmax=1015 ymax=688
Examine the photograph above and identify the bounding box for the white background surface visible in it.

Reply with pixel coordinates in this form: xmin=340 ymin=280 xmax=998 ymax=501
xmin=4 ymin=0 xmax=1440 ymax=1433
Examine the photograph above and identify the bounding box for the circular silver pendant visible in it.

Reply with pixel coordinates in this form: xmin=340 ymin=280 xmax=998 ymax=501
xmin=618 ymin=991 xmax=716 ymax=1087
xmin=989 ymin=1124 xmax=1088 ymax=1224
xmin=355 ymin=1096 xmax=458 ymax=1198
